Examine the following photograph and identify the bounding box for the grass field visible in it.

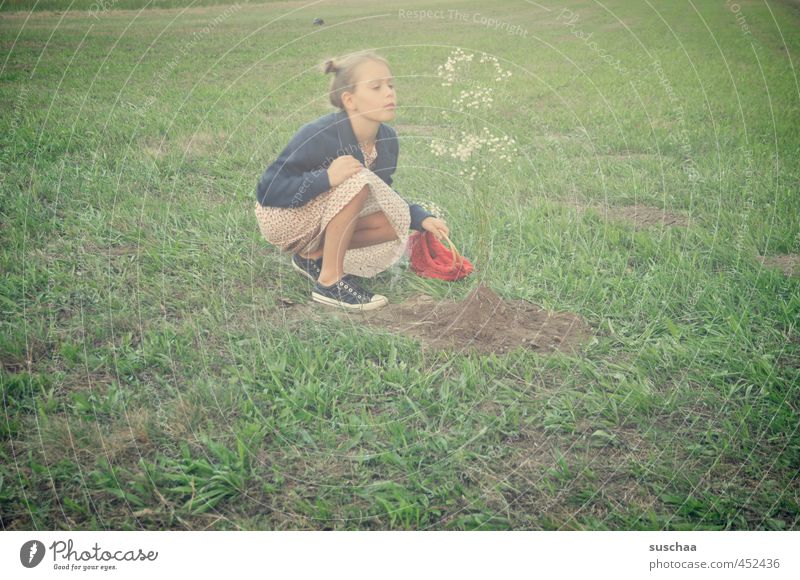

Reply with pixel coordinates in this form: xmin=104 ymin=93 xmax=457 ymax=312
xmin=1 ymin=0 xmax=799 ymax=530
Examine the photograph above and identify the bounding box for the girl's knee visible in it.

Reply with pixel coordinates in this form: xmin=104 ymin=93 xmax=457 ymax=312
xmin=345 ymin=184 xmax=369 ymax=206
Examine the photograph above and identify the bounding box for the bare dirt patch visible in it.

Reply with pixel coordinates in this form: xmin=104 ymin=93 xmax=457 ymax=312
xmin=282 ymin=283 xmax=593 ymax=356
xmin=178 ymin=130 xmax=228 ymax=159
xmin=604 ymin=204 xmax=691 ymax=227
xmin=562 ymin=200 xmax=692 ymax=229
xmin=595 ymin=153 xmax=661 ymax=161
xmin=756 ymin=254 xmax=799 ymax=277
xmin=484 ymin=426 xmax=659 ymax=529
xmin=141 ymin=130 xmax=227 ymax=160
xmin=142 ymin=136 xmax=168 ymax=159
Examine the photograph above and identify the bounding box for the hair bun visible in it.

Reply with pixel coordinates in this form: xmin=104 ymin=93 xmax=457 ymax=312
xmin=323 ymin=59 xmax=338 ymax=74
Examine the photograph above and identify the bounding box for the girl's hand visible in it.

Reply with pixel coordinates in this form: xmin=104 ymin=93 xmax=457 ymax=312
xmin=327 ymin=155 xmax=364 ymax=188
xmin=421 ymin=216 xmax=450 ymax=240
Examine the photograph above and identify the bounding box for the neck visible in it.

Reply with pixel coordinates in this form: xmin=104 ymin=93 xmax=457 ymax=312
xmin=345 ymin=110 xmax=380 ymax=147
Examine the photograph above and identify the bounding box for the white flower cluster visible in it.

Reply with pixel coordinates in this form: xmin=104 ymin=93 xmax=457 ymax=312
xmin=430 ymin=132 xmax=479 ymax=162
xmin=433 ymin=49 xmax=516 ymax=182
xmin=436 ymin=48 xmax=473 ymax=86
xmin=479 ymin=53 xmax=512 ymax=82
xmin=438 ymin=50 xmax=511 ymax=115
xmin=436 ymin=48 xmax=512 ymax=88
xmin=453 ymin=86 xmax=493 ymax=110
xmin=431 ymin=127 xmax=516 ymax=180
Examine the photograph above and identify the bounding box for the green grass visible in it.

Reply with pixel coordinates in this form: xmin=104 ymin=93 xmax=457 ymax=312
xmin=1 ymin=0 xmax=799 ymax=530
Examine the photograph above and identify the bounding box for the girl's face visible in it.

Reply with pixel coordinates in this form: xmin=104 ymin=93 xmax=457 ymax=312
xmin=343 ymin=60 xmax=396 ymax=122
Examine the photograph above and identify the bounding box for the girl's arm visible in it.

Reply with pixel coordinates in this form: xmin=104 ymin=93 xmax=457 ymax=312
xmin=256 ymin=126 xmax=332 ymax=209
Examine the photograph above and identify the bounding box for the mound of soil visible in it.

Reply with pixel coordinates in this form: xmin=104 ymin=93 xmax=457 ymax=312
xmin=356 ymin=283 xmax=593 ymax=356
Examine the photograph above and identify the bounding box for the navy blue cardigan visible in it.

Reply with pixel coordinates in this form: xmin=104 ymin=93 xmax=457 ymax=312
xmin=255 ymin=109 xmax=435 ymax=232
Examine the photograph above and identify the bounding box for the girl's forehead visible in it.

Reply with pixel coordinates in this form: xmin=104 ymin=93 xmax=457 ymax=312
xmin=356 ymin=61 xmax=393 ymax=82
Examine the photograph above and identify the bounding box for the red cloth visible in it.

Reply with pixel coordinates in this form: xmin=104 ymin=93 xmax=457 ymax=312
xmin=405 ymin=231 xmax=474 ymax=281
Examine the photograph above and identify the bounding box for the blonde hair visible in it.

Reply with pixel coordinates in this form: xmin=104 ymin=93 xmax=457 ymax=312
xmin=322 ymin=51 xmax=390 ymax=110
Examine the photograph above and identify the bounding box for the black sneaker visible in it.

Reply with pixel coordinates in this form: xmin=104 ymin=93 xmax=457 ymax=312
xmin=292 ymin=254 xmax=323 ymax=282
xmin=312 ymin=276 xmax=388 ymax=311
xmin=292 ymin=254 xmax=357 ymax=283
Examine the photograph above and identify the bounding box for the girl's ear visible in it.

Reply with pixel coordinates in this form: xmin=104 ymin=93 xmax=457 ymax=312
xmin=341 ymin=90 xmax=354 ymax=111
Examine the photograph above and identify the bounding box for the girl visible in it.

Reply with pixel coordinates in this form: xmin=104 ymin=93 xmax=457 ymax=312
xmin=254 ymin=51 xmax=450 ymax=312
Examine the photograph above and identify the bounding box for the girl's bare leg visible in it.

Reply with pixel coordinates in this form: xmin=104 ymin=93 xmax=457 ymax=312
xmin=316 ymin=185 xmax=369 ymax=286
xmin=301 ymin=211 xmax=395 ymax=259
xmin=298 ymin=236 xmax=325 ymax=260
xmin=347 ymin=223 xmax=399 ymax=249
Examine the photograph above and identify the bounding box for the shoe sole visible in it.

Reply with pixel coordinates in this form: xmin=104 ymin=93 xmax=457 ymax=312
xmin=311 ymin=291 xmax=388 ymax=311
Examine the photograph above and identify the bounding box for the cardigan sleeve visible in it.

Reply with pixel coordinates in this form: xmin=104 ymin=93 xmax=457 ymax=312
xmin=255 ymin=125 xmax=332 ymax=209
